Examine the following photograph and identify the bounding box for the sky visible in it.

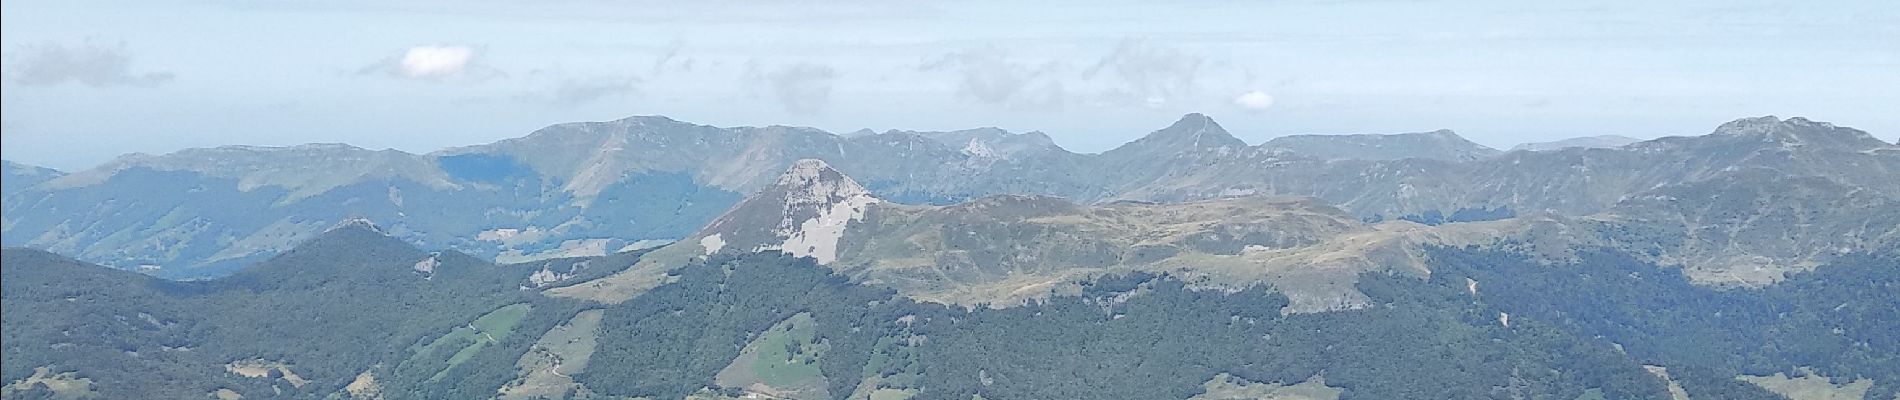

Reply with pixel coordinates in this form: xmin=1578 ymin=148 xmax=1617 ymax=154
xmin=2 ymin=0 xmax=1897 ymax=171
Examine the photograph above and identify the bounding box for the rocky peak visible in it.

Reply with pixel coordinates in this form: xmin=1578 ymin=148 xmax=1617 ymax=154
xmin=694 ymin=159 xmax=881 ymax=264
xmin=773 ymin=159 xmax=870 ymax=199
xmin=1710 ymin=115 xmax=1892 ymax=151
xmin=1712 ymin=115 xmax=1790 ymax=135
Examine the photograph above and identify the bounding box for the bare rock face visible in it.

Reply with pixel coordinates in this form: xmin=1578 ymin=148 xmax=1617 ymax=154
xmin=546 ymin=160 xmax=884 ymax=304
xmin=695 ymin=159 xmax=881 ymax=265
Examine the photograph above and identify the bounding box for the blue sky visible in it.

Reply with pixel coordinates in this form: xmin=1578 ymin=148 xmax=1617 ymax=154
xmin=3 ymin=0 xmax=1896 ymax=170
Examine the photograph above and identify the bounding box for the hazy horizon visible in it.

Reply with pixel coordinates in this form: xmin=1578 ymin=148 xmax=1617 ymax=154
xmin=5 ymin=0 xmax=1898 ymax=170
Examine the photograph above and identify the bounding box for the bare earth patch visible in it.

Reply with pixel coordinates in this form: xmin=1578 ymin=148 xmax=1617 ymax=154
xmin=1 ymin=366 xmax=99 ymax=398
xmin=1190 ymin=373 xmax=1342 ymax=400
xmin=1738 ymin=368 xmax=1873 ymax=400
xmin=344 ymin=370 xmax=383 ymax=400
xmin=224 ymin=359 xmax=308 ymax=388
xmin=1642 ymin=365 xmax=1691 ymax=400
xmin=212 ymin=388 xmax=243 ymax=400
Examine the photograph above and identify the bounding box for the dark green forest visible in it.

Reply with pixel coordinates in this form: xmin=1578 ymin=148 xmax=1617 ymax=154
xmin=1421 ymin=247 xmax=1900 ymax=399
xmin=576 ymin=252 xmax=1673 ymax=400
xmin=4 ymin=230 xmax=1895 ymax=400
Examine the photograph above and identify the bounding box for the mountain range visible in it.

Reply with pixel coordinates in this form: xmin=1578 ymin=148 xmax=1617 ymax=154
xmin=6 ymin=114 xmax=1895 ymax=281
xmin=5 ymin=191 xmax=1895 ymax=399
xmin=4 ymin=112 xmax=1899 ymax=399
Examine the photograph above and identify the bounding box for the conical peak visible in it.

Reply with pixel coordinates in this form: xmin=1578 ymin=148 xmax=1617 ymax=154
xmin=1167 ymin=113 xmax=1216 ymax=130
xmin=1136 ymin=113 xmax=1245 ymax=150
xmin=326 ymin=216 xmax=386 ymax=235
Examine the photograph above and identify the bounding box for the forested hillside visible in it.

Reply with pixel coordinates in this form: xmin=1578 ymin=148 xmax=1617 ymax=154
xmin=0 ymin=225 xmax=582 ymax=399
xmin=5 ymin=227 xmax=1896 ymax=399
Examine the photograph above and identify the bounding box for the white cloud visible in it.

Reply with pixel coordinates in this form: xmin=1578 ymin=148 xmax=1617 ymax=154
xmin=1233 ymin=90 xmax=1275 ymax=111
xmin=357 ymin=45 xmax=501 ymax=82
xmin=399 ymin=46 xmax=475 ymax=78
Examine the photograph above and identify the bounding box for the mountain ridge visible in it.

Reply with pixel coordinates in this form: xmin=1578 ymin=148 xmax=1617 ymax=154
xmin=549 ymin=156 xmax=1898 ymax=311
xmin=6 ymin=113 xmax=1894 ymax=280
xmin=1262 ymin=129 xmax=1501 ymax=161
xmin=1511 ymin=135 xmax=1641 ymax=152
xmin=0 ymin=160 xmax=63 ymax=197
